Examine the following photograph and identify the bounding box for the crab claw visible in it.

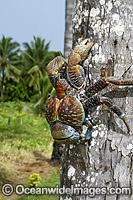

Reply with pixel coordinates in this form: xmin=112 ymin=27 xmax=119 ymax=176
xmin=47 ymin=56 xmax=67 ymax=77
xmin=74 ymin=39 xmax=94 ymax=60
xmin=47 ymin=56 xmax=67 ymax=87
xmin=68 ymin=39 xmax=94 ymax=66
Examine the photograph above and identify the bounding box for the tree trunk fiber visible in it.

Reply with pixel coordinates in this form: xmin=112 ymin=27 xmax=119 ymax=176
xmin=60 ymin=0 xmax=133 ymax=200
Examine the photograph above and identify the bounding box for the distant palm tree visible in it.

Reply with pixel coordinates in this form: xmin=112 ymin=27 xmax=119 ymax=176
xmin=0 ymin=35 xmax=20 ymax=102
xmin=64 ymin=0 xmax=76 ymax=59
xmin=22 ymin=36 xmax=60 ymax=116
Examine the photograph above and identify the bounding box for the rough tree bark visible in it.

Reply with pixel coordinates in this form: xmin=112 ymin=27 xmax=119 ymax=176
xmin=60 ymin=0 xmax=133 ymax=199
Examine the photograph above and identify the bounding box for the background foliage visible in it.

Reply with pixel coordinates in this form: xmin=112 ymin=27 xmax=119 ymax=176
xmin=0 ymin=35 xmax=60 ymax=113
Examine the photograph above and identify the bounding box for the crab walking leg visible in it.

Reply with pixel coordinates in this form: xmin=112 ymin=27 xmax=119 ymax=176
xmin=83 ymin=95 xmax=130 ymax=133
xmin=86 ymin=78 xmax=109 ymax=97
xmin=67 ymin=64 xmax=85 ymax=89
xmin=86 ymin=78 xmax=133 ymax=97
xmin=83 ymin=119 xmax=93 ymax=140
xmin=106 ymin=78 xmax=133 ymax=86
xmin=100 ymin=96 xmax=130 ymax=133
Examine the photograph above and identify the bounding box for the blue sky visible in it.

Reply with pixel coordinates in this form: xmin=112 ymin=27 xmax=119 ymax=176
xmin=0 ymin=0 xmax=65 ymax=53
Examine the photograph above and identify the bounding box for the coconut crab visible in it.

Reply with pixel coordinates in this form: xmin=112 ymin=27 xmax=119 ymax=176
xmin=45 ymin=39 xmax=133 ymax=144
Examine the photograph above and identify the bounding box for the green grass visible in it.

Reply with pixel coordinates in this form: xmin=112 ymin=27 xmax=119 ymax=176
xmin=0 ymin=101 xmax=52 ymax=150
xmin=0 ymin=101 xmax=60 ymax=200
xmin=41 ymin=169 xmax=60 ymax=187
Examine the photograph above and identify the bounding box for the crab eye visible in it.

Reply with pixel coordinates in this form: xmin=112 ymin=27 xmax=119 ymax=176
xmin=54 ymin=71 xmax=58 ymax=75
xmin=79 ymin=94 xmax=84 ymax=100
xmin=48 ymin=94 xmax=52 ymax=98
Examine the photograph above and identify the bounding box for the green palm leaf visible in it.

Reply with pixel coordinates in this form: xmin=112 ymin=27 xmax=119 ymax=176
xmin=10 ymin=65 xmax=21 ymax=75
xmin=20 ymin=36 xmax=61 ymax=115
xmin=0 ymin=35 xmax=20 ymax=101
xmin=22 ymin=50 xmax=35 ymax=62
xmin=28 ymin=65 xmax=39 ymax=74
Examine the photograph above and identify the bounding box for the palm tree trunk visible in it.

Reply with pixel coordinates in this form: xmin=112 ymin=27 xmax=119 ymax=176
xmin=60 ymin=0 xmax=133 ymax=199
xmin=40 ymin=105 xmax=43 ymax=117
xmin=0 ymin=67 xmax=4 ymax=102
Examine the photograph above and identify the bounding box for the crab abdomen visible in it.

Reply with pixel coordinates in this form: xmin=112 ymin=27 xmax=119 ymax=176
xmin=45 ymin=94 xmax=85 ymax=126
xmin=45 ymin=96 xmax=60 ymax=124
xmin=58 ymin=95 xmax=85 ymax=126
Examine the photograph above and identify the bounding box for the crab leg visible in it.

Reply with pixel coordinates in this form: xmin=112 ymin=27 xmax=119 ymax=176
xmin=100 ymin=96 xmax=130 ymax=133
xmin=83 ymin=95 xmax=130 ymax=133
xmin=83 ymin=119 xmax=93 ymax=140
xmin=67 ymin=39 xmax=94 ymax=89
xmin=86 ymin=77 xmax=133 ymax=97
xmin=106 ymin=78 xmax=133 ymax=86
xmin=86 ymin=78 xmax=109 ymax=97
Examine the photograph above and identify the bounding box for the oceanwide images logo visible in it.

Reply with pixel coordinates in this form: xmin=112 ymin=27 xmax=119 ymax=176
xmin=1 ymin=184 xmax=14 ymax=196
xmin=1 ymin=184 xmax=132 ymax=197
